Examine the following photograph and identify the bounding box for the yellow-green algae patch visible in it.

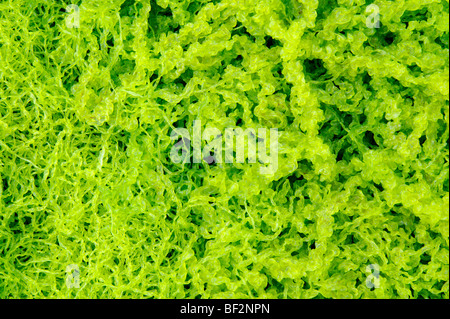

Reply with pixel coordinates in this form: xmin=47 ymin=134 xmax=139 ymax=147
xmin=0 ymin=0 xmax=448 ymax=298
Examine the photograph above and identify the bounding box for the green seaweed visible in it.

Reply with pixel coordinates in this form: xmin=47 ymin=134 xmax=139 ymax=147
xmin=0 ymin=0 xmax=448 ymax=299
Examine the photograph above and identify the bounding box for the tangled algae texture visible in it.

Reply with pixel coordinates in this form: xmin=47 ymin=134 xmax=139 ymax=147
xmin=0 ymin=0 xmax=448 ymax=299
